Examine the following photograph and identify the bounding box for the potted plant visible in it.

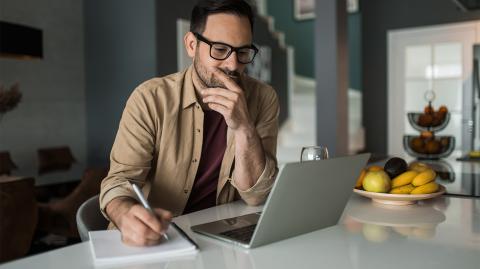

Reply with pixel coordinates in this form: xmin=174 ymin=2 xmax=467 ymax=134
xmin=0 ymin=83 xmax=22 ymax=122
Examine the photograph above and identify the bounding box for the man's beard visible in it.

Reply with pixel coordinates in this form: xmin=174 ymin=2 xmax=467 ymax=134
xmin=193 ymin=54 xmax=241 ymax=89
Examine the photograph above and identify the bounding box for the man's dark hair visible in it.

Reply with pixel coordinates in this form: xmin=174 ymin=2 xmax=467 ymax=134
xmin=190 ymin=0 xmax=254 ymax=34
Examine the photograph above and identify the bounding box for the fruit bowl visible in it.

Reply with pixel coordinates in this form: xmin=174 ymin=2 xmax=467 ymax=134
xmin=407 ymin=112 xmax=450 ymax=132
xmin=403 ymin=135 xmax=455 ymax=159
xmin=353 ymin=185 xmax=446 ymax=206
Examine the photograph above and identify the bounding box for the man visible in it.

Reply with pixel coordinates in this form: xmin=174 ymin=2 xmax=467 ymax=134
xmin=100 ymin=0 xmax=279 ymax=246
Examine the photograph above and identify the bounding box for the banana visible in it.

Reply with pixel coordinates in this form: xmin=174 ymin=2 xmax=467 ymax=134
xmin=411 ymin=182 xmax=439 ymax=194
xmin=355 ymin=169 xmax=367 ymax=188
xmin=409 ymin=162 xmax=430 ymax=173
xmin=391 ymin=171 xmax=418 ymax=188
xmin=412 ymin=169 xmax=436 ymax=186
xmin=470 ymin=151 xmax=480 ymax=158
xmin=390 ymin=184 xmax=415 ymax=194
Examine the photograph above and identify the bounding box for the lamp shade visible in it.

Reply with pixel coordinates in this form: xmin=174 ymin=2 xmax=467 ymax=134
xmin=0 ymin=21 xmax=43 ymax=59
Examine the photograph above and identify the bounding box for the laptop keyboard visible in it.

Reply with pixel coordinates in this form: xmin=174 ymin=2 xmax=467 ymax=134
xmin=220 ymin=224 xmax=257 ymax=243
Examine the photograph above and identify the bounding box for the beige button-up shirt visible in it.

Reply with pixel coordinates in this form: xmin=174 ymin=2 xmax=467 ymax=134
xmin=99 ymin=65 xmax=279 ymax=220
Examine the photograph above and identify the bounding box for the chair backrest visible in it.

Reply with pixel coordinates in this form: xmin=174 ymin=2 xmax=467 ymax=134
xmin=0 ymin=176 xmax=37 ymax=262
xmin=76 ymin=194 xmax=108 ymax=241
xmin=37 ymin=146 xmax=76 ymax=174
xmin=0 ymin=151 xmax=18 ymax=175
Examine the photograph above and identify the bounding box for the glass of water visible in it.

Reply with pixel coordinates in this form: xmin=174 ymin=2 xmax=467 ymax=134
xmin=300 ymin=146 xmax=329 ymax=162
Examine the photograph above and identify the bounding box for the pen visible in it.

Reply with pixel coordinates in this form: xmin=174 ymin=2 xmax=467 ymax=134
xmin=131 ymin=183 xmax=153 ymax=212
xmin=131 ymin=183 xmax=168 ymax=241
xmin=130 ymin=183 xmax=199 ymax=249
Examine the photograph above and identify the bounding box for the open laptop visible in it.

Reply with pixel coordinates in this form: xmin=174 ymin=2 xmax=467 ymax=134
xmin=191 ymin=153 xmax=370 ymax=248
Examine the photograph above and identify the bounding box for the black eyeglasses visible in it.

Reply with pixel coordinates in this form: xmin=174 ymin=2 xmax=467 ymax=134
xmin=194 ymin=32 xmax=258 ymax=64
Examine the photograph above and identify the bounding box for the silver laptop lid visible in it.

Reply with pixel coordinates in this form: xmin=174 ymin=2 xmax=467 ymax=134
xmin=249 ymin=153 xmax=370 ymax=248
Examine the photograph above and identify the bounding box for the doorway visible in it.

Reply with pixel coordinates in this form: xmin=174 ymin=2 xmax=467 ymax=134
xmin=388 ymin=21 xmax=480 ymax=156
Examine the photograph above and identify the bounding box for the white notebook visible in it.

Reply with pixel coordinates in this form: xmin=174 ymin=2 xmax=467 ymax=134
xmin=89 ymin=225 xmax=198 ymax=266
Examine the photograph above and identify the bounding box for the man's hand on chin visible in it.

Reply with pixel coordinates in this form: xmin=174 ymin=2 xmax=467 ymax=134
xmin=201 ymin=68 xmax=253 ymax=133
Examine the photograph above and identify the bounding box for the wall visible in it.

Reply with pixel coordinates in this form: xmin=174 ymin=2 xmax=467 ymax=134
xmin=155 ymin=0 xmax=196 ymax=76
xmin=362 ymin=0 xmax=480 ymax=154
xmin=266 ymin=0 xmax=361 ymax=90
xmin=0 ymin=0 xmax=86 ymax=172
xmin=267 ymin=0 xmax=361 ymax=90
xmin=84 ymin=0 xmax=157 ymax=165
xmin=267 ymin=0 xmax=315 ymax=78
xmin=348 ymin=12 xmax=361 ymax=90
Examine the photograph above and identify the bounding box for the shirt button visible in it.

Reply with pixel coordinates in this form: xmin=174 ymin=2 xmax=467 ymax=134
xmin=196 ymin=129 xmax=201 ymax=133
xmin=184 ymin=189 xmax=188 ymax=194
xmin=192 ymin=159 xmax=197 ymax=163
xmin=196 ymin=105 xmax=200 ymax=109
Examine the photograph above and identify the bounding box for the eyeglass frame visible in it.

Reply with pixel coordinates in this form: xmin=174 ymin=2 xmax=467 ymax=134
xmin=193 ymin=32 xmax=259 ymax=64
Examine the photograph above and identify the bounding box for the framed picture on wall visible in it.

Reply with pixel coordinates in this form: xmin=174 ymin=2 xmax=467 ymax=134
xmin=293 ymin=0 xmax=315 ymax=21
xmin=347 ymin=0 xmax=359 ymax=13
xmin=294 ymin=0 xmax=359 ymax=21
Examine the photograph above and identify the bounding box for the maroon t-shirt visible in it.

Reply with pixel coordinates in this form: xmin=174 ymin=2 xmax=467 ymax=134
xmin=183 ymin=110 xmax=227 ymax=214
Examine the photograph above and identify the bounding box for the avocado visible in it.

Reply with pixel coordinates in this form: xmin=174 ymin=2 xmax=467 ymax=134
xmin=384 ymin=157 xmax=407 ymax=179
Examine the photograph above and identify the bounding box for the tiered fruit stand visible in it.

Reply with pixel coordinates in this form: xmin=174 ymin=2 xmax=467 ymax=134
xmin=403 ymin=92 xmax=455 ymax=159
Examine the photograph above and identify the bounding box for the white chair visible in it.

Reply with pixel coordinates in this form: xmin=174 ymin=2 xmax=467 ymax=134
xmin=76 ymin=195 xmax=108 ymax=241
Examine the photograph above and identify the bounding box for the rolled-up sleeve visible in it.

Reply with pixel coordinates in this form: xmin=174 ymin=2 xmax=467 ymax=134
xmin=231 ymin=85 xmax=280 ymax=205
xmin=99 ymin=87 xmax=158 ymax=220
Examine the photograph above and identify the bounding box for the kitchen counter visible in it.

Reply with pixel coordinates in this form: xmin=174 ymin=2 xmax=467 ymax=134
xmin=1 ymin=194 xmax=479 ymax=269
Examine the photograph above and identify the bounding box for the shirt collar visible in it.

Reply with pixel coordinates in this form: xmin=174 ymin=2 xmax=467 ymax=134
xmin=181 ymin=65 xmax=198 ymax=109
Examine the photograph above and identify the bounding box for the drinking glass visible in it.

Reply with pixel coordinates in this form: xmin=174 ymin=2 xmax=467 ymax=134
xmin=300 ymin=146 xmax=329 ymax=162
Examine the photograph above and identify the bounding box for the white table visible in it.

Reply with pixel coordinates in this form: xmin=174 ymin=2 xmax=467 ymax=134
xmin=1 ymin=195 xmax=479 ymax=269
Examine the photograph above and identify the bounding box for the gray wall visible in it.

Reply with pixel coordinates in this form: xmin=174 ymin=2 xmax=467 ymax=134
xmin=348 ymin=12 xmax=361 ymax=90
xmin=155 ymin=0 xmax=196 ymax=76
xmin=362 ymin=0 xmax=480 ymax=154
xmin=84 ymin=0 xmax=157 ymax=166
xmin=0 ymin=0 xmax=86 ymax=171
